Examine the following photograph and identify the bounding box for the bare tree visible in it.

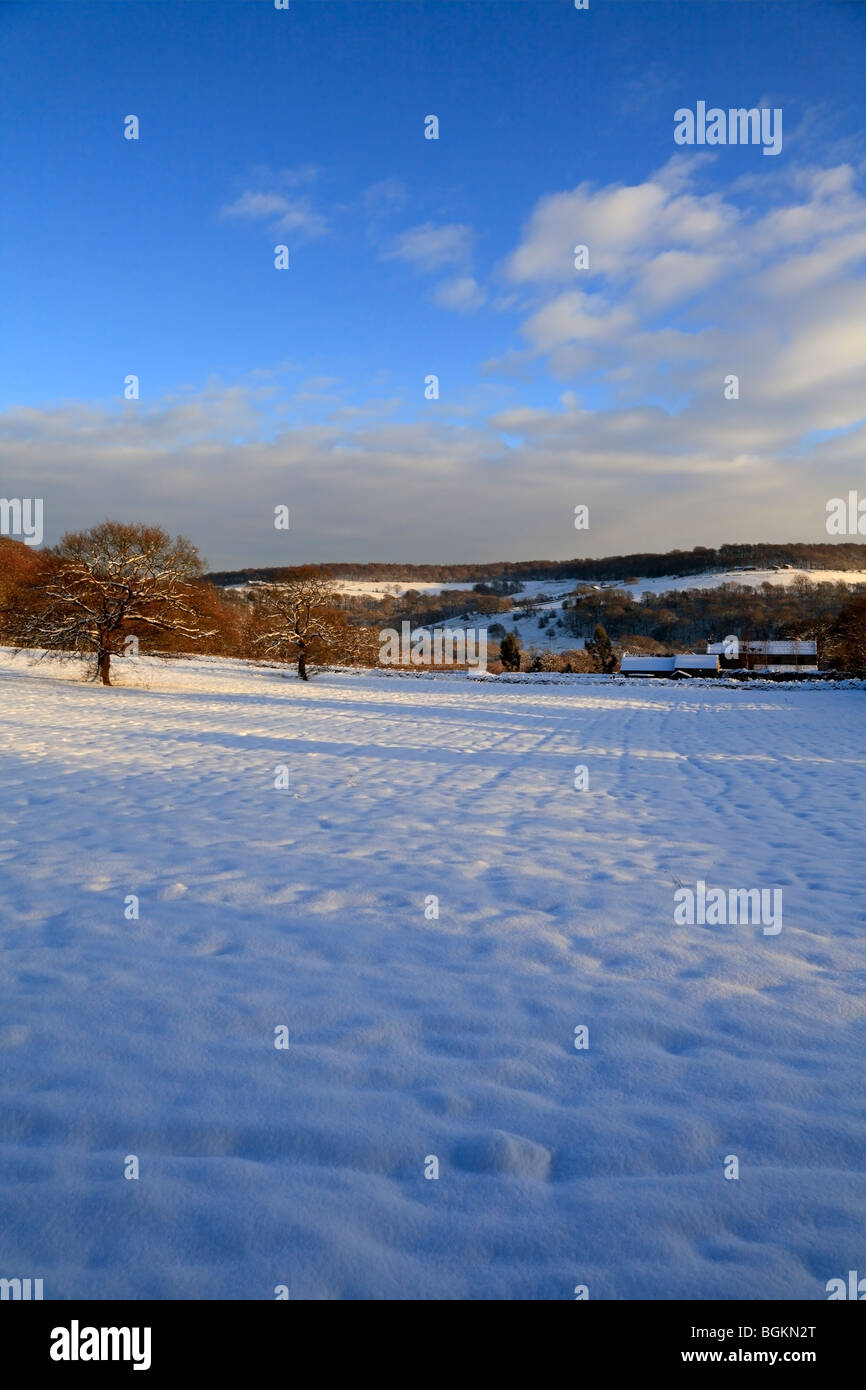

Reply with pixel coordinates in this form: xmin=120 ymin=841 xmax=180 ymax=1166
xmin=250 ymin=573 xmax=380 ymax=678
xmin=250 ymin=574 xmax=343 ymax=680
xmin=12 ymin=521 xmax=215 ymax=685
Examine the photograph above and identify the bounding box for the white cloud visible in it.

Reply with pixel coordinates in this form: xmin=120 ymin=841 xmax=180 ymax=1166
xmin=505 ymin=171 xmax=737 ymax=284
xmin=220 ymin=168 xmax=329 ymax=238
xmin=364 ymin=177 xmax=409 ymax=221
xmin=385 ymin=221 xmax=475 ymax=272
xmin=2 ymin=365 xmax=861 ymax=568
xmin=493 ymin=159 xmax=866 ymax=440
xmin=433 ymin=276 xmax=486 ymax=312
xmin=636 ymin=250 xmax=727 ymax=310
xmin=522 ymin=291 xmax=634 ymax=352
xmin=7 ymin=161 xmax=866 ymax=566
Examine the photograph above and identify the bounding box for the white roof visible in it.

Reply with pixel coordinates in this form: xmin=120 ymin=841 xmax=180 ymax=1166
xmin=620 ymin=656 xmax=675 ymax=671
xmin=674 ymin=654 xmax=719 ymax=669
xmin=754 ymin=640 xmax=817 ymax=654
xmin=621 ymin=653 xmax=721 ymax=672
xmin=707 ymin=640 xmax=817 ymax=655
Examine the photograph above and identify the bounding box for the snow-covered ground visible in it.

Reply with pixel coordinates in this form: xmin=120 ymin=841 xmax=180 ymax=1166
xmin=229 ymin=579 xmax=474 ymax=600
xmin=331 ymin=579 xmax=471 ymax=600
xmin=1 ymin=649 xmax=864 ymax=1300
xmin=321 ymin=569 xmax=866 ymax=601
xmin=619 ymin=568 xmax=866 ymax=599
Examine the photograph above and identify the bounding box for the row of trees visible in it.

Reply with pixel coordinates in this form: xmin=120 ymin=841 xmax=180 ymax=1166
xmin=502 ymin=626 xmax=616 ymax=674
xmin=205 ymin=541 xmax=866 ymax=589
xmin=0 ymin=523 xmax=378 ymax=685
xmin=335 ymin=585 xmax=512 ymax=631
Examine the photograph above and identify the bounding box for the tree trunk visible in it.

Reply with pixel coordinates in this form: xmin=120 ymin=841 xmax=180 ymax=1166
xmin=97 ymin=633 xmax=112 ymax=685
xmin=297 ymin=648 xmax=308 ymax=681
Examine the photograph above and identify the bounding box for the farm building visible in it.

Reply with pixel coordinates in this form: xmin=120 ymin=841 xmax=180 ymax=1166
xmin=620 ymin=654 xmax=720 ymax=678
xmin=706 ymin=640 xmax=818 ymax=672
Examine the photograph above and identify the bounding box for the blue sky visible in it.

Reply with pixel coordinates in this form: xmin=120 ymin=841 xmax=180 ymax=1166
xmin=2 ymin=0 xmax=866 ymax=566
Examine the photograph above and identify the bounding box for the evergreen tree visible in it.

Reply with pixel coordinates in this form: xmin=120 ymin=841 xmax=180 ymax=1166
xmin=586 ymin=623 xmax=617 ymax=673
xmin=499 ymin=631 xmax=522 ymax=671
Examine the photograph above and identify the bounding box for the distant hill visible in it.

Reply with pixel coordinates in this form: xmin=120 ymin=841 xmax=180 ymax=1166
xmin=205 ymin=541 xmax=866 ymax=588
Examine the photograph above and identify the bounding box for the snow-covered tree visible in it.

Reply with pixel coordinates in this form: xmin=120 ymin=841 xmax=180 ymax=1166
xmin=251 ymin=575 xmax=340 ymax=680
xmin=12 ymin=521 xmax=214 ymax=685
xmin=251 ymin=575 xmax=379 ymax=679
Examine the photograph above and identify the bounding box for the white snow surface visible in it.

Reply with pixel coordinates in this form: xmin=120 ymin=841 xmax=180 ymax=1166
xmin=1 ymin=648 xmax=864 ymax=1300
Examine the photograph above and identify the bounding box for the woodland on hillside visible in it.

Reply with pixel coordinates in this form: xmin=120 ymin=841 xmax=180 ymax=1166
xmin=561 ymin=578 xmax=864 ymax=660
xmin=205 ymin=541 xmax=866 ymax=588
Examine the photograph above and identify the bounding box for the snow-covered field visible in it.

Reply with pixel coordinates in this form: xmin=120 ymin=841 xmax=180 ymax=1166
xmin=331 ymin=579 xmax=471 ymax=599
xmin=321 ymin=569 xmax=866 ymax=601
xmin=620 ymin=568 xmax=866 ymax=598
xmin=229 ymin=579 xmax=474 ymax=601
xmin=1 ymin=649 xmax=864 ymax=1300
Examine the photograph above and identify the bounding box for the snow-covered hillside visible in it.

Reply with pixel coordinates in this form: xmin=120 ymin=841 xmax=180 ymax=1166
xmin=225 ymin=569 xmax=866 ymax=659
xmin=619 ymin=567 xmax=866 ymax=598
xmin=1 ymin=650 xmax=864 ymax=1299
xmin=320 ymin=570 xmax=866 ymax=601
xmin=426 ymin=567 xmax=865 ymax=656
